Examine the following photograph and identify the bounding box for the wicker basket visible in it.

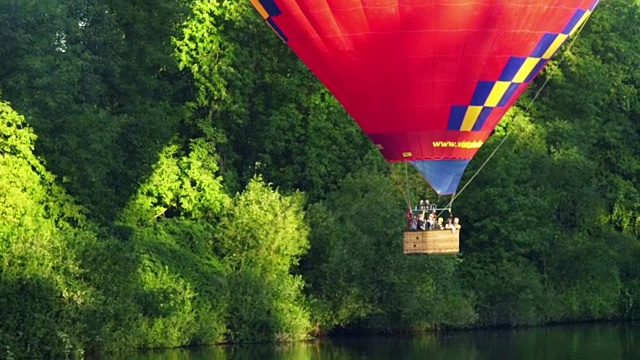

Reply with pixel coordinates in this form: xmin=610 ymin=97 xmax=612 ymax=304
xmin=402 ymin=230 xmax=460 ymax=254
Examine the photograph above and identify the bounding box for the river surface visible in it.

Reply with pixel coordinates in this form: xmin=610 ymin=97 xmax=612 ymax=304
xmin=111 ymin=322 xmax=638 ymax=360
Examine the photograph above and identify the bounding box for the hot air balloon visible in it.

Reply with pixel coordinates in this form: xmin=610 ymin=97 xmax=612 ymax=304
xmin=251 ymin=0 xmax=598 ymax=194
xmin=251 ymin=0 xmax=599 ymax=253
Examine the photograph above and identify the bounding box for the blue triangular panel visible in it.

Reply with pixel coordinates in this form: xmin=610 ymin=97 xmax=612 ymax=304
xmin=410 ymin=160 xmax=470 ymax=195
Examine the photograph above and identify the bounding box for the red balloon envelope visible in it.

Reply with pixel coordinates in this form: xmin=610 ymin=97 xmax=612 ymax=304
xmin=251 ymin=0 xmax=599 ymax=195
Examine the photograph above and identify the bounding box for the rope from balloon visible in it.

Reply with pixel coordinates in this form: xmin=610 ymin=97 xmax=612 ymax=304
xmin=389 ymin=161 xmax=413 ymax=212
xmin=404 ymin=162 xmax=412 ymax=210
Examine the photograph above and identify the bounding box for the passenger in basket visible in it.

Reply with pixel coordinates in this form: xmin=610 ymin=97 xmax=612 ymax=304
xmin=417 ymin=211 xmax=426 ymax=231
xmin=408 ymin=215 xmax=418 ymax=231
xmin=427 ymin=212 xmax=435 ymax=230
xmin=451 ymin=217 xmax=461 ymax=233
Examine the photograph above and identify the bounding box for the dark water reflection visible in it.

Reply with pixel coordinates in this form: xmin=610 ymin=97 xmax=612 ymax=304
xmin=114 ymin=322 xmax=638 ymax=360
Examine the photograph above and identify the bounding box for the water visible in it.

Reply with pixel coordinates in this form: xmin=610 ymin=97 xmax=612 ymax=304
xmin=114 ymin=323 xmax=638 ymax=360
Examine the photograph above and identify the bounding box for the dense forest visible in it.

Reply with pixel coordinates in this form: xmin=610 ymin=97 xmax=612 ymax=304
xmin=0 ymin=0 xmax=638 ymax=358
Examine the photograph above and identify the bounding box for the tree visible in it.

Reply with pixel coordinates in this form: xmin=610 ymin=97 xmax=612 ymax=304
xmin=0 ymin=0 xmax=189 ymax=224
xmin=0 ymin=99 xmax=90 ymax=358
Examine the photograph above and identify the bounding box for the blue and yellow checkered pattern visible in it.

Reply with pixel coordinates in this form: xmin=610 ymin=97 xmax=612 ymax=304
xmin=251 ymin=0 xmax=288 ymax=42
xmin=448 ymin=5 xmax=595 ymax=132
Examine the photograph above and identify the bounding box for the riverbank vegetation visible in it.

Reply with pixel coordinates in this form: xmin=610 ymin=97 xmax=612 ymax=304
xmin=0 ymin=0 xmax=638 ymax=358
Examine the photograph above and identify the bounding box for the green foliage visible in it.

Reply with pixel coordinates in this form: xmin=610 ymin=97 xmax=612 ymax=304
xmin=544 ymin=233 xmax=622 ymax=321
xmin=303 ymin=163 xmax=400 ymax=329
xmin=461 ymin=255 xmax=545 ymax=326
xmin=120 ymin=138 xmax=230 ymax=225
xmin=216 ymin=177 xmax=312 ymax=342
xmin=0 ymin=276 xmax=80 ymax=359
xmin=0 ymin=0 xmax=189 ymax=224
xmin=115 ymin=138 xmax=231 ymax=349
xmin=136 ymin=247 xmax=203 ymax=348
xmin=0 ymin=100 xmax=89 ymax=358
xmin=77 ymin=237 xmax=144 ymax=354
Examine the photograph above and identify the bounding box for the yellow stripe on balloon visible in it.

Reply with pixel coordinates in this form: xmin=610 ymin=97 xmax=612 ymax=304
xmin=485 ymin=81 xmax=511 ymax=107
xmin=250 ymin=0 xmax=269 ymax=19
xmin=542 ymin=34 xmax=569 ymax=59
xmin=513 ymin=57 xmax=540 ymax=83
xmin=460 ymin=106 xmax=483 ymax=131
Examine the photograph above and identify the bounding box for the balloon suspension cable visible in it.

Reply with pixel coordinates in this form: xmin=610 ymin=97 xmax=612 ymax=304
xmin=404 ymin=162 xmax=413 ymax=209
xmin=390 ymin=162 xmax=413 ymax=211
xmin=449 ymin=16 xmax=592 ymax=205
